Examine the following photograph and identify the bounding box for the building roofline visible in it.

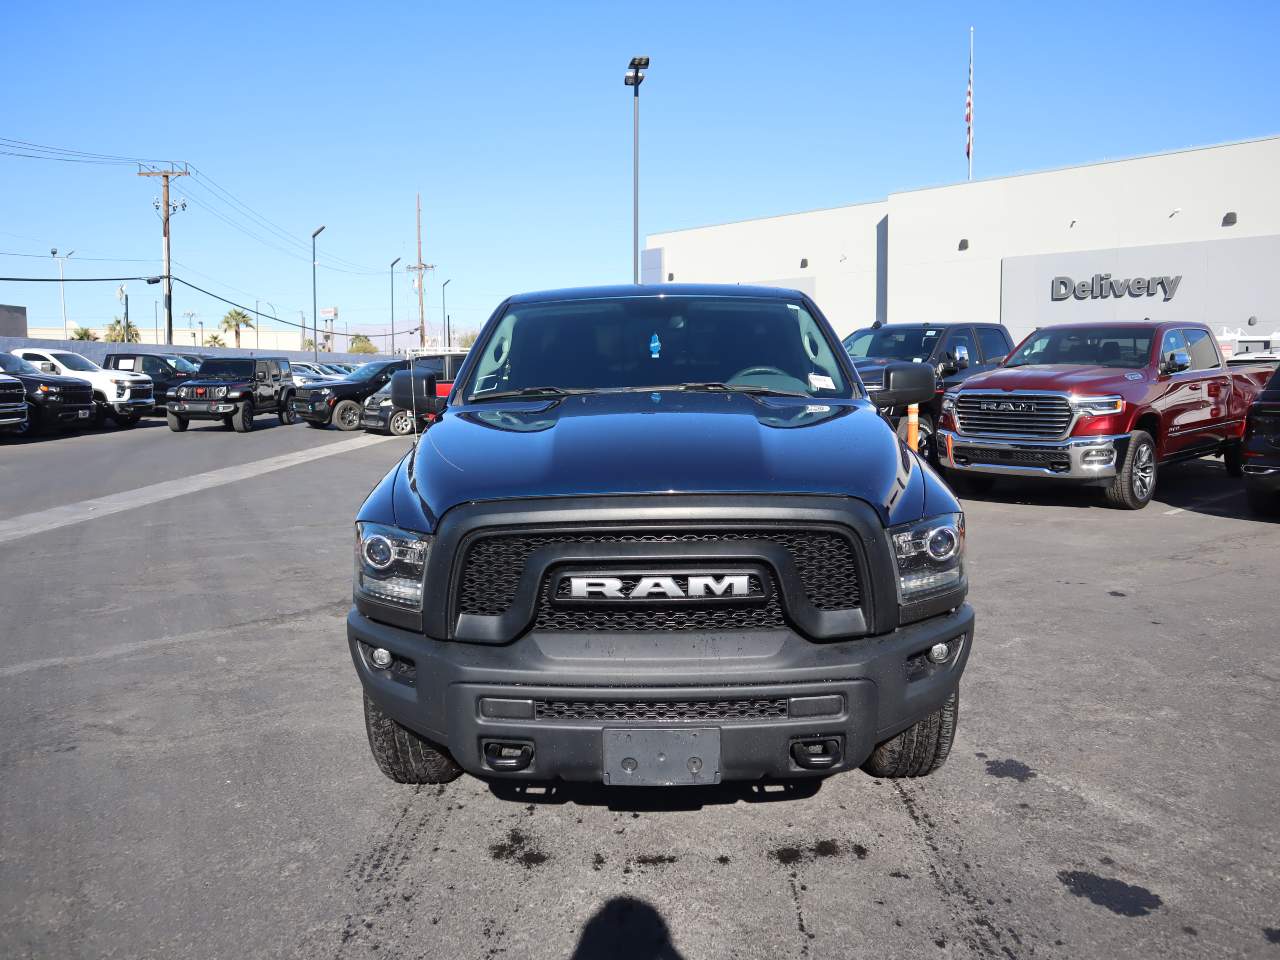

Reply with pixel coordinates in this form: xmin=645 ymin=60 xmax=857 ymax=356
xmin=647 ymin=196 xmax=889 ymax=240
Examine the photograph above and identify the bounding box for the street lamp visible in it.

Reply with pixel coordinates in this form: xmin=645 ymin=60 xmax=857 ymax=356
xmin=441 ymin=278 xmax=451 ymax=350
xmin=311 ymin=225 xmax=326 ymax=361
xmin=198 ymin=319 xmax=204 ymax=347
xmin=624 ymin=56 xmax=649 ymax=285
xmin=390 ymin=257 xmax=401 ymax=355
xmin=51 ymin=248 xmax=75 ymax=338
xmin=255 ymin=300 xmax=278 ymax=351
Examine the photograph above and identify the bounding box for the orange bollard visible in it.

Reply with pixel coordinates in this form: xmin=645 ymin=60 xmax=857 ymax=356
xmin=906 ymin=403 xmax=919 ymax=451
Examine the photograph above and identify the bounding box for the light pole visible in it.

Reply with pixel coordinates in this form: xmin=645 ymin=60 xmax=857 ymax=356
xmin=311 ymin=225 xmax=326 ymax=362
xmin=51 ymin=248 xmax=74 ymax=337
xmin=390 ymin=257 xmax=401 ymax=354
xmin=198 ymin=319 xmax=204 ymax=347
xmin=624 ymin=57 xmax=648 ymax=284
xmin=255 ymin=300 xmax=277 ymax=351
xmin=117 ymin=284 xmax=129 ymax=340
xmin=441 ymin=279 xmax=451 ymax=350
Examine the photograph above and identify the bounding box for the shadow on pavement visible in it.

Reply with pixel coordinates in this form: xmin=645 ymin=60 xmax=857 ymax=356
xmin=488 ymin=778 xmax=822 ymax=811
xmin=569 ymin=897 xmax=685 ymax=960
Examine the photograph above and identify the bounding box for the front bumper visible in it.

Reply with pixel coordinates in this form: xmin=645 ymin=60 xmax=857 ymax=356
xmin=109 ymin=398 xmax=154 ymax=415
xmin=167 ymin=399 xmax=240 ymax=419
xmin=938 ymin=429 xmax=1130 ymax=482
xmin=349 ymin=604 xmax=974 ymax=783
xmin=292 ymin=397 xmax=333 ymax=424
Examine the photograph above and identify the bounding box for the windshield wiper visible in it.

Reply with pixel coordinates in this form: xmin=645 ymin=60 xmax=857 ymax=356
xmin=469 ymin=386 xmax=581 ymax=402
xmin=673 ymin=381 xmax=813 ymax=399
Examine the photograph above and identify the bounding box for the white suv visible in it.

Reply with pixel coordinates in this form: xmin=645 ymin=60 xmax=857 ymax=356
xmin=10 ymin=348 xmax=154 ymax=427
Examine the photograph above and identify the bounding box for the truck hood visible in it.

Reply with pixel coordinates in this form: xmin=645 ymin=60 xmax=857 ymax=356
xmin=959 ymin=364 xmax=1146 ymax=395
xmin=392 ymin=391 xmax=944 ymax=529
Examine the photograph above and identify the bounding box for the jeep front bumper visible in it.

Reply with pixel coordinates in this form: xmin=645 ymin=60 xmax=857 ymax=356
xmin=938 ymin=429 xmax=1130 ymax=481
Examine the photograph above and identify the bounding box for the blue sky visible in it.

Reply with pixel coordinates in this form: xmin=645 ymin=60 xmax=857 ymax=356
xmin=2 ymin=0 xmax=1277 ymax=344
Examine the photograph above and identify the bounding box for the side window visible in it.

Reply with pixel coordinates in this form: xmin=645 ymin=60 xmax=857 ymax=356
xmin=943 ymin=328 xmax=977 ymax=364
xmin=267 ymin=361 xmax=281 ymax=378
xmin=279 ymin=360 xmax=291 ymax=377
xmin=21 ymin=352 xmax=46 ymax=363
xmin=141 ymin=356 xmax=163 ymax=375
xmin=977 ymin=327 xmax=1011 ymax=363
xmin=1184 ymin=329 xmax=1221 ymax=371
xmin=1160 ymin=329 xmax=1188 ymax=368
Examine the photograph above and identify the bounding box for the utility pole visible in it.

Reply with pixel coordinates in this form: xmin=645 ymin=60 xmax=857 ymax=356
xmin=407 ymin=193 xmax=436 ymax=348
xmin=138 ymin=164 xmax=188 ymax=345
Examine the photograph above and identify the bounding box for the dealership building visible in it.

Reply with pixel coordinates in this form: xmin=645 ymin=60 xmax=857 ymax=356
xmin=643 ymin=136 xmax=1280 ymax=347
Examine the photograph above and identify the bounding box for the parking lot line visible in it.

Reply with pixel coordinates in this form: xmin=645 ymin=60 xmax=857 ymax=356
xmin=0 ymin=432 xmax=399 ymax=544
xmin=1161 ymin=489 xmax=1242 ymax=516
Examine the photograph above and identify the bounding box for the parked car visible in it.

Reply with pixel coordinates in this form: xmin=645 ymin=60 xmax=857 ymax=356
xmin=165 ymin=356 xmax=296 ymax=433
xmin=0 ymin=352 xmax=94 ymax=435
xmin=936 ymin=321 xmax=1275 ymax=509
xmin=102 ymin=352 xmax=201 ymax=412
xmin=843 ymin=322 xmax=1014 ymax=457
xmin=0 ymin=374 xmax=29 ymax=434
xmin=360 ymin=353 xmax=466 ymax=435
xmin=348 ymin=284 xmax=968 ymax=789
xmin=10 ymin=347 xmax=153 ymax=428
xmin=292 ymin=359 xmax=411 ymax=430
xmin=1242 ymin=364 xmax=1280 ymax=515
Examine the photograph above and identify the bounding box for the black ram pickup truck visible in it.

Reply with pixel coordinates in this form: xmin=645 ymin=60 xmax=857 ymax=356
xmin=843 ymin=323 xmax=1014 ymax=458
xmin=0 ymin=353 xmax=94 ymax=435
xmin=293 ymin=359 xmax=410 ymax=430
xmin=165 ymin=356 xmax=297 ymax=433
xmin=349 ymin=285 xmax=974 ymax=789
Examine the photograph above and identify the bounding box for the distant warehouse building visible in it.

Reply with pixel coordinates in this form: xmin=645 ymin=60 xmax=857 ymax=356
xmin=644 ymin=136 xmax=1280 ymax=345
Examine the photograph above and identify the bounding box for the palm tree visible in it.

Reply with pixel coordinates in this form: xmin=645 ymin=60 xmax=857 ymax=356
xmin=104 ymin=316 xmax=141 ymax=343
xmin=205 ymin=333 xmax=227 ymax=348
xmin=70 ymin=326 xmax=98 ymax=341
xmin=457 ymin=330 xmax=480 ymax=348
xmin=301 ymin=337 xmax=316 ymax=351
xmin=348 ymin=334 xmax=377 ymax=354
xmin=219 ymin=308 xmax=255 ymax=348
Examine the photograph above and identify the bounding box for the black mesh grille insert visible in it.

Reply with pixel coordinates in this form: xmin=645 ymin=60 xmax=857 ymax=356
xmin=535 ymin=698 xmax=789 ymax=723
xmin=955 ymin=446 xmax=1070 ymax=470
xmin=457 ymin=528 xmax=861 ymax=618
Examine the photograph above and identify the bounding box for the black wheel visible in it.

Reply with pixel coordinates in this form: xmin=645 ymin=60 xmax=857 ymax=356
xmin=364 ymin=693 xmax=462 ymax=784
xmin=896 ymin=412 xmax=935 ymax=460
xmin=1105 ymin=430 xmax=1157 ymax=510
xmin=333 ymin=399 xmax=362 ymax=432
xmin=232 ymin=400 xmax=255 ymax=433
xmin=862 ymin=691 xmax=958 ymax=778
xmin=1223 ymin=442 xmax=1244 ymax=478
xmin=278 ymin=394 xmax=298 ymax=426
xmin=305 ymin=419 xmax=328 ymax=429
xmin=166 ymin=412 xmax=189 ymax=432
xmin=388 ymin=409 xmax=415 ymax=436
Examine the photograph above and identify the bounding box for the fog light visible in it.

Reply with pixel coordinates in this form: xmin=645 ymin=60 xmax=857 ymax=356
xmin=928 ymin=642 xmax=950 ymax=664
xmin=370 ymin=647 xmax=393 ymax=669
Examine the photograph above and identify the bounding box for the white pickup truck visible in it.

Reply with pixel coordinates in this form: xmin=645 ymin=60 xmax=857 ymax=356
xmin=9 ymin=348 xmax=154 ymax=427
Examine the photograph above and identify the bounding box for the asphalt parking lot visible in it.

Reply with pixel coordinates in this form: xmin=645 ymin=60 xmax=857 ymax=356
xmin=1 ymin=422 xmax=1277 ymax=960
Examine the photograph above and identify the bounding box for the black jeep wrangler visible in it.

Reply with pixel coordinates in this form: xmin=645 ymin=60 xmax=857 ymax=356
xmin=165 ymin=356 xmax=297 ymax=433
xmin=349 ymin=285 xmax=973 ymax=789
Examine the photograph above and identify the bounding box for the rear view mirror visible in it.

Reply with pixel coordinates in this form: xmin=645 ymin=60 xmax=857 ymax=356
xmin=867 ymin=361 xmax=935 ymax=409
xmin=390 ymin=369 xmax=442 ymax=415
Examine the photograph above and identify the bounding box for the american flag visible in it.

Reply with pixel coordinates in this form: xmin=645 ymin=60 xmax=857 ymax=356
xmin=965 ymin=52 xmax=973 ymax=159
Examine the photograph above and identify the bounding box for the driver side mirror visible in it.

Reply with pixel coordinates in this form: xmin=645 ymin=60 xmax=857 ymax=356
xmin=1163 ymin=350 xmax=1191 ymax=375
xmin=390 ymin=369 xmax=443 ymax=415
xmin=867 ymin=361 xmax=936 ymax=409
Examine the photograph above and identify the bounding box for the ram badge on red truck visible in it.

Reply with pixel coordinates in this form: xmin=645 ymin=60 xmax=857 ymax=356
xmin=936 ymin=322 xmax=1274 ymax=509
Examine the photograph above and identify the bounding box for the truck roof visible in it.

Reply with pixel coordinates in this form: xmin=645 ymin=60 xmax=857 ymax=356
xmin=506 ymin=283 xmax=804 ymax=305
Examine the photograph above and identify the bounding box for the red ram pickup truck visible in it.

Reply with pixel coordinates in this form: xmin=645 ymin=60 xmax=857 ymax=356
xmin=935 ymin=321 xmax=1275 ymax=509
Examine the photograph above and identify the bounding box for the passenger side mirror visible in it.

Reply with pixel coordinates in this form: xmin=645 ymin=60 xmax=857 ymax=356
xmin=867 ymin=361 xmax=936 ymax=409
xmin=390 ymin=369 xmax=442 ymax=414
xmin=953 ymin=344 xmax=970 ymax=370
xmin=1163 ymin=350 xmax=1191 ymax=375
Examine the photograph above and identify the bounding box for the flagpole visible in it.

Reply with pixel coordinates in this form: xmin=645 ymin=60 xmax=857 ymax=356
xmin=968 ymin=26 xmax=974 ymax=182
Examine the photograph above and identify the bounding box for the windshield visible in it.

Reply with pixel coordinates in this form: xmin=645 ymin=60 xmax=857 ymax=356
xmin=844 ymin=327 xmax=942 ymax=361
xmin=51 ymin=352 xmax=100 ymax=372
xmin=1005 ymin=327 xmax=1155 ymax=369
xmin=0 ymin=354 xmax=40 ymax=375
xmin=348 ymin=363 xmax=391 ymax=382
xmin=198 ymin=359 xmax=255 ymax=378
xmin=464 ymin=296 xmax=851 ymax=401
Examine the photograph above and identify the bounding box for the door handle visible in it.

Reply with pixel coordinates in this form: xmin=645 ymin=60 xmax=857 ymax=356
xmin=1188 ymin=383 xmax=1202 ymax=391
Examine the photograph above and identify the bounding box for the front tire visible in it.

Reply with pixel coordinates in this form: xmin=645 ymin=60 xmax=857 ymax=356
xmin=1105 ymin=430 xmax=1157 ymax=510
xmin=333 ymin=399 xmax=362 ymax=432
xmin=278 ymin=394 xmax=298 ymax=426
xmin=232 ymin=400 xmax=255 ymax=433
xmin=896 ymin=412 xmax=935 ymax=461
xmin=388 ymin=409 xmax=415 ymax=436
xmin=167 ymin=412 xmax=189 ymax=432
xmin=364 ymin=693 xmax=462 ymax=784
xmin=862 ymin=691 xmax=958 ymax=778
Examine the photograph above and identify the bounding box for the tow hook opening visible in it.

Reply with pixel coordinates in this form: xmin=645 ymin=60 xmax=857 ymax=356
xmin=790 ymin=736 xmax=843 ymax=770
xmin=483 ymin=740 xmax=534 ymax=772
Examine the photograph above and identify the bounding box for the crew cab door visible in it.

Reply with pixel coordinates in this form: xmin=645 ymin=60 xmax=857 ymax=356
xmin=1182 ymin=328 xmax=1232 ymax=447
xmin=254 ymin=360 xmax=273 ymax=409
xmin=1151 ymin=329 xmax=1204 ymax=457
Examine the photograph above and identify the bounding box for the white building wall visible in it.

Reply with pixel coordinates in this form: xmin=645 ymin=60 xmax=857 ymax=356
xmin=647 ymin=200 xmax=888 ymax=337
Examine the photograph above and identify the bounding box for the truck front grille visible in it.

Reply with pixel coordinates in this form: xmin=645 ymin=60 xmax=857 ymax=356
xmin=533 ymin=578 xmax=787 ymax=632
xmin=61 ymin=385 xmax=93 ymax=406
xmin=0 ymin=383 xmax=24 ymax=405
xmin=129 ymin=384 xmax=153 ymax=400
xmin=534 ymin=697 xmax=789 ymax=723
xmin=456 ymin=527 xmax=861 ymax=620
xmin=955 ymin=393 xmax=1072 ymax=438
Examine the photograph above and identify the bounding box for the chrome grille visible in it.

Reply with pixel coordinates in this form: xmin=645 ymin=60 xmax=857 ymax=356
xmin=955 ymin=393 xmax=1072 ymax=438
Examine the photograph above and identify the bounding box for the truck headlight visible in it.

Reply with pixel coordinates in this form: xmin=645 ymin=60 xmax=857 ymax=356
xmin=889 ymin=513 xmax=965 ymax=603
xmin=38 ymin=383 xmax=62 ymax=394
xmin=354 ymin=522 xmax=429 ymax=610
xmin=1071 ymin=395 xmax=1124 ymax=416
xmin=941 ymin=392 xmax=957 ymax=415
